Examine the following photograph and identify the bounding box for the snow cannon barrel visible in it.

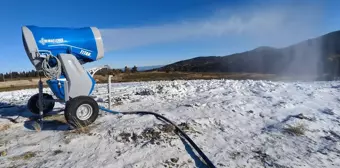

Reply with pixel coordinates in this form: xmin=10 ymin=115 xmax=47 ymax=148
xmin=22 ymin=25 xmax=104 ymax=70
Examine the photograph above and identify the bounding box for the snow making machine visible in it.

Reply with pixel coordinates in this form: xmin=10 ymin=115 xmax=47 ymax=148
xmin=22 ymin=25 xmax=110 ymax=128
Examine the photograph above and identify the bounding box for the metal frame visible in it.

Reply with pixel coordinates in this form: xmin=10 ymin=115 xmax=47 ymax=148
xmin=87 ymin=65 xmax=111 ymax=77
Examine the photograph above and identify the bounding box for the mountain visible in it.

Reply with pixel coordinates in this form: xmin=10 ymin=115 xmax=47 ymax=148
xmin=155 ymin=30 xmax=340 ymax=79
xmin=137 ymin=65 xmax=164 ymax=71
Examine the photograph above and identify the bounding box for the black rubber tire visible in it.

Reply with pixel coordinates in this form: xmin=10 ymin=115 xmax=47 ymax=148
xmin=64 ymin=96 xmax=99 ymax=128
xmin=27 ymin=93 xmax=55 ymax=115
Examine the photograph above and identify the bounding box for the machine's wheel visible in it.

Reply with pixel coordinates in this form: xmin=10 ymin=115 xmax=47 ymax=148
xmin=27 ymin=93 xmax=55 ymax=115
xmin=64 ymin=96 xmax=99 ymax=128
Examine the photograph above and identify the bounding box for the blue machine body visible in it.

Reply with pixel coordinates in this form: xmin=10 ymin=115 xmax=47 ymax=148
xmin=46 ymin=72 xmax=96 ymax=100
xmin=46 ymin=78 xmax=66 ymax=100
xmin=22 ymin=26 xmax=104 ymax=100
xmin=23 ymin=25 xmax=104 ymax=63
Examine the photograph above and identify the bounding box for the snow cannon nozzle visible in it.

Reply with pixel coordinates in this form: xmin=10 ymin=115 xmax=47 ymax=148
xmin=22 ymin=25 xmax=104 ymax=70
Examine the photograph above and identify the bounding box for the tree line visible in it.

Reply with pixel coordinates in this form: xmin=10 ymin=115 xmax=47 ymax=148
xmin=0 ymin=66 xmax=139 ymax=82
xmin=0 ymin=70 xmax=44 ymax=81
xmin=96 ymin=65 xmax=138 ymax=76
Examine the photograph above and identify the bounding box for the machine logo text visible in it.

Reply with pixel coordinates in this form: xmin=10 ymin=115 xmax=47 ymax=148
xmin=80 ymin=50 xmax=91 ymax=56
xmin=39 ymin=38 xmax=65 ymax=45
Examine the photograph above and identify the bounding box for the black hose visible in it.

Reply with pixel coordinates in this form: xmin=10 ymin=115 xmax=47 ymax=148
xmin=0 ymin=105 xmax=15 ymax=109
xmin=99 ymin=107 xmax=216 ymax=168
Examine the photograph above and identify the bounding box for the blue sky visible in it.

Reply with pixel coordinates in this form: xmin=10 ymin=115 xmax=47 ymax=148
xmin=0 ymin=0 xmax=339 ymax=73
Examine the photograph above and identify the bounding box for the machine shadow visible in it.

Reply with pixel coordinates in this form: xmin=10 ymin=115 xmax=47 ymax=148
xmin=0 ymin=101 xmax=68 ymax=131
xmin=23 ymin=108 xmax=118 ymax=131
xmin=24 ymin=108 xmax=110 ymax=132
xmin=0 ymin=102 xmax=33 ymax=122
xmin=179 ymin=136 xmax=208 ymax=168
xmin=23 ymin=109 xmax=69 ymax=131
xmin=24 ymin=119 xmax=71 ymax=131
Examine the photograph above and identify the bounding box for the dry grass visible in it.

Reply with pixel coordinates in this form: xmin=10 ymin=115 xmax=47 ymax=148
xmin=0 ymin=139 xmax=8 ymax=157
xmin=63 ymin=123 xmax=92 ymax=144
xmin=0 ymin=139 xmax=7 ymax=147
xmin=0 ymin=78 xmax=47 ymax=85
xmin=0 ymin=150 xmax=7 ymax=157
xmin=67 ymin=118 xmax=92 ymax=134
xmin=71 ymin=125 xmax=91 ymax=134
xmin=63 ymin=118 xmax=95 ymax=145
xmin=0 ymin=85 xmax=49 ymax=92
xmin=44 ymin=114 xmax=67 ymax=123
xmin=0 ymin=124 xmax=10 ymax=131
xmin=32 ymin=122 xmax=41 ymax=132
xmin=10 ymin=151 xmax=37 ymax=161
xmin=283 ymin=123 xmax=306 ymax=136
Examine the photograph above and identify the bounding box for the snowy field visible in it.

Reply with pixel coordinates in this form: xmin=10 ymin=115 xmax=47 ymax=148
xmin=0 ymin=79 xmax=340 ymax=168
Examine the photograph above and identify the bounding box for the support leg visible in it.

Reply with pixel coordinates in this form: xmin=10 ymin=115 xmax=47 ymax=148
xmin=108 ymin=75 xmax=112 ymax=110
xmin=64 ymin=80 xmax=69 ymax=102
xmin=38 ymin=77 xmax=44 ymax=128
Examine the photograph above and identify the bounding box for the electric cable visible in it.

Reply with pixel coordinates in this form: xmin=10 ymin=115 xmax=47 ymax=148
xmin=41 ymin=55 xmax=62 ymax=79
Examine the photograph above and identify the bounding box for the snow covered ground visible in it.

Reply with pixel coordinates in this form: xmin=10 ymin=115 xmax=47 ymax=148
xmin=0 ymin=79 xmax=340 ymax=168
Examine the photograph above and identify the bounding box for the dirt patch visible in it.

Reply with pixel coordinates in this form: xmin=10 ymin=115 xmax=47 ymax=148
xmin=252 ymin=150 xmax=290 ymax=168
xmin=140 ymin=128 xmax=162 ymax=145
xmin=52 ymin=150 xmax=63 ymax=156
xmin=113 ymin=122 xmax=197 ymax=146
xmin=158 ymin=124 xmax=176 ymax=134
xmin=161 ymin=157 xmax=196 ymax=168
xmin=135 ymin=88 xmax=155 ymax=96
xmin=116 ymin=132 xmax=133 ymax=143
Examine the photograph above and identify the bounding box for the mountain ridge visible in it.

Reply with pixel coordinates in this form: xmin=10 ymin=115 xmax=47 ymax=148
xmin=154 ymin=30 xmax=340 ymax=79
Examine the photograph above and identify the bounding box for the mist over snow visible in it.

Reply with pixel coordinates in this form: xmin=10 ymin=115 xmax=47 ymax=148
xmin=100 ymin=1 xmax=324 ymax=52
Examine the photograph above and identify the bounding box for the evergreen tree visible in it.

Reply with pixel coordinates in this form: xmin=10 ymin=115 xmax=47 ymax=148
xmin=124 ymin=66 xmax=130 ymax=73
xmin=131 ymin=66 xmax=138 ymax=73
